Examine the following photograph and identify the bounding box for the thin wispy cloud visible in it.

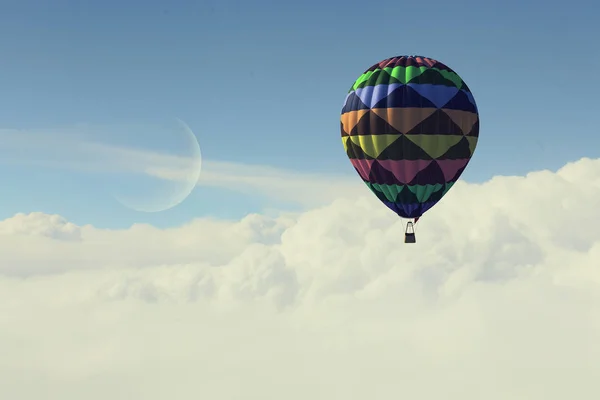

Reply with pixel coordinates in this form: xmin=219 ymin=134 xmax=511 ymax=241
xmin=0 ymin=127 xmax=364 ymax=207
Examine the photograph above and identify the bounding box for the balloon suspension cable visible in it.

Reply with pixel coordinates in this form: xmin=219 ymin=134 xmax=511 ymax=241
xmin=413 ymin=217 xmax=420 ymax=233
xmin=400 ymin=217 xmax=420 ymax=232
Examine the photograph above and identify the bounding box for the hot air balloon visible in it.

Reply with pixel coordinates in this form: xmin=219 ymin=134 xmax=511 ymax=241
xmin=340 ymin=55 xmax=479 ymax=243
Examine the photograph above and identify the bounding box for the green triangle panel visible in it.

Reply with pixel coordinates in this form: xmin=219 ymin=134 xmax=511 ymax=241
xmin=406 ymin=183 xmax=445 ymax=202
xmin=387 ymin=65 xmax=428 ymax=84
xmin=406 ymin=69 xmax=458 ymax=87
xmin=355 ymin=69 xmax=403 ymax=90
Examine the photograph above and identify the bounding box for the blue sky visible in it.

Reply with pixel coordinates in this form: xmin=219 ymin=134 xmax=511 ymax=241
xmin=0 ymin=0 xmax=598 ymax=229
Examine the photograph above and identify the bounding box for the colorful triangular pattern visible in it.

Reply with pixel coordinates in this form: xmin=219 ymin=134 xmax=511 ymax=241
xmin=341 ymin=55 xmax=479 ymax=219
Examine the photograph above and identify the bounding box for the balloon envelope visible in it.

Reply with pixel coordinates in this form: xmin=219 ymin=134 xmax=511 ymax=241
xmin=340 ymin=55 xmax=479 ymax=219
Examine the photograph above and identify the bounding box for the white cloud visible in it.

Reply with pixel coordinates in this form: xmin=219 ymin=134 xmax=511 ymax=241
xmin=0 ymin=157 xmax=600 ymax=399
xmin=198 ymin=160 xmax=363 ymax=206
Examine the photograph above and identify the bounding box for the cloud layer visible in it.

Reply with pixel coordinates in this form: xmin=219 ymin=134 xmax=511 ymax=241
xmin=1 ymin=157 xmax=599 ymax=399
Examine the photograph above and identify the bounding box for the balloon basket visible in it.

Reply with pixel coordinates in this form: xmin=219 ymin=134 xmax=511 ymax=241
xmin=404 ymin=222 xmax=416 ymax=243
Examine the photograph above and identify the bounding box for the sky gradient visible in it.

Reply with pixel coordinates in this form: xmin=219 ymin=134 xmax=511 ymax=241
xmin=0 ymin=0 xmax=598 ymax=228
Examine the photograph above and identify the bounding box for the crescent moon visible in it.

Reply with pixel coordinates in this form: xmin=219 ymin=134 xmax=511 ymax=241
xmin=113 ymin=118 xmax=202 ymax=213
